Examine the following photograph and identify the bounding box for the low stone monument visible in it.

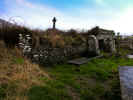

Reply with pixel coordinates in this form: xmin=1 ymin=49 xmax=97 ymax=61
xmin=88 ymin=26 xmax=116 ymax=53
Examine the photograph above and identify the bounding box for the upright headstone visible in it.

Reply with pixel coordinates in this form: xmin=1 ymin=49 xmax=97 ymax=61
xmin=117 ymin=32 xmax=120 ymax=55
xmin=107 ymin=38 xmax=116 ymax=53
xmin=52 ymin=17 xmax=57 ymax=29
xmin=88 ymin=35 xmax=100 ymax=56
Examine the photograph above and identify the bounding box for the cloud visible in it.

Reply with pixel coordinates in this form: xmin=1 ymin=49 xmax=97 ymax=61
xmin=3 ymin=0 xmax=64 ymax=29
xmin=3 ymin=0 xmax=97 ymax=30
xmin=95 ymin=0 xmax=106 ymax=6
xmin=1 ymin=0 xmax=133 ymax=35
xmin=103 ymin=6 xmax=133 ymax=35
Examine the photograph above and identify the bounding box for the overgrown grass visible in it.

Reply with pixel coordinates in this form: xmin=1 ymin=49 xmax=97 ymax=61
xmin=1 ymin=39 xmax=133 ymax=100
xmin=0 ymin=40 xmax=50 ymax=100
xmin=0 ymin=23 xmax=86 ymax=48
xmin=27 ymin=56 xmax=133 ymax=100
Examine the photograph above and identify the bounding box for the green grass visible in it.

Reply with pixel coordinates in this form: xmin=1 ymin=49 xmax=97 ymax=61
xmin=12 ymin=57 xmax=24 ymax=65
xmin=1 ymin=55 xmax=132 ymax=100
xmin=28 ymin=85 xmax=72 ymax=100
xmin=27 ymin=56 xmax=133 ymax=100
xmin=0 ymin=84 xmax=7 ymax=100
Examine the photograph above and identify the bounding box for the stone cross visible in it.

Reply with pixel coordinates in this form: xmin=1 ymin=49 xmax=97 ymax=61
xmin=52 ymin=17 xmax=57 ymax=29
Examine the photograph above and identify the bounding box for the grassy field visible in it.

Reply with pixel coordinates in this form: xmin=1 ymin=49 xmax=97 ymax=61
xmin=28 ymin=56 xmax=133 ymax=100
xmin=1 ymin=23 xmax=133 ymax=100
xmin=1 ymin=40 xmax=133 ymax=100
xmin=0 ymin=40 xmax=50 ymax=100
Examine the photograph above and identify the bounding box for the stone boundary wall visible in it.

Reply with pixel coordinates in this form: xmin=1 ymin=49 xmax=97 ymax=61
xmin=29 ymin=44 xmax=87 ymax=65
xmin=119 ymin=39 xmax=133 ymax=49
xmin=18 ymin=34 xmax=101 ymax=66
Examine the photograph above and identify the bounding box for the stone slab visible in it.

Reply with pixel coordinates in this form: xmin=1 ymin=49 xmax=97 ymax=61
xmin=68 ymin=55 xmax=103 ymax=65
xmin=68 ymin=57 xmax=89 ymax=65
xmin=127 ymin=55 xmax=133 ymax=59
xmin=119 ymin=66 xmax=133 ymax=100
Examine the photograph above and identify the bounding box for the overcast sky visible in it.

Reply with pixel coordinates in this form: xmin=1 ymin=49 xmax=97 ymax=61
xmin=0 ymin=0 xmax=133 ymax=35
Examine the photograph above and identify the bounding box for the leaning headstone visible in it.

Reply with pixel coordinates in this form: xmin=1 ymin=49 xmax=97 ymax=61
xmin=119 ymin=66 xmax=133 ymax=100
xmin=88 ymin=35 xmax=100 ymax=56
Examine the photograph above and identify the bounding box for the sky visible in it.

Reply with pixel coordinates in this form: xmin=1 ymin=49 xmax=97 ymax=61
xmin=0 ymin=0 xmax=133 ymax=35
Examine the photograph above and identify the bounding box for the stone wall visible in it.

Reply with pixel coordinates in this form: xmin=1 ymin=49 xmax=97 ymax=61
xmin=118 ymin=39 xmax=133 ymax=49
xmin=18 ymin=33 xmax=88 ymax=65
xmin=19 ymin=32 xmax=115 ymax=66
xmin=29 ymin=44 xmax=87 ymax=65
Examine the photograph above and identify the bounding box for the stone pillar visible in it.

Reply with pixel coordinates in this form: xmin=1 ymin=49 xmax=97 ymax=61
xmin=88 ymin=35 xmax=100 ymax=56
xmin=129 ymin=39 xmax=133 ymax=49
xmin=117 ymin=32 xmax=120 ymax=55
xmin=109 ymin=37 xmax=116 ymax=53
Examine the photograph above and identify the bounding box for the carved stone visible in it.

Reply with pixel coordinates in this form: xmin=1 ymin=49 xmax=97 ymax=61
xmin=88 ymin=35 xmax=100 ymax=56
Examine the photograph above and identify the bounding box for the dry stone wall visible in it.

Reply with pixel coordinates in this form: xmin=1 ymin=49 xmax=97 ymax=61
xmin=19 ymin=32 xmax=116 ymax=66
xmin=18 ymin=34 xmax=88 ymax=65
xmin=30 ymin=44 xmax=87 ymax=65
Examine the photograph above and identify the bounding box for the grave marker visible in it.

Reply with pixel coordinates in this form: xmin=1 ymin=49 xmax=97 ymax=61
xmin=52 ymin=17 xmax=57 ymax=29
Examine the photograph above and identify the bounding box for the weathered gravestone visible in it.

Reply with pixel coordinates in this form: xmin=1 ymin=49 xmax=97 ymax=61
xmin=88 ymin=35 xmax=100 ymax=56
xmin=119 ymin=66 xmax=133 ymax=100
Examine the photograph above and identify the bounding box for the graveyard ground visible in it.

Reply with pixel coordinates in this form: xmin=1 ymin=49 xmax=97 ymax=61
xmin=0 ymin=39 xmax=133 ymax=100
